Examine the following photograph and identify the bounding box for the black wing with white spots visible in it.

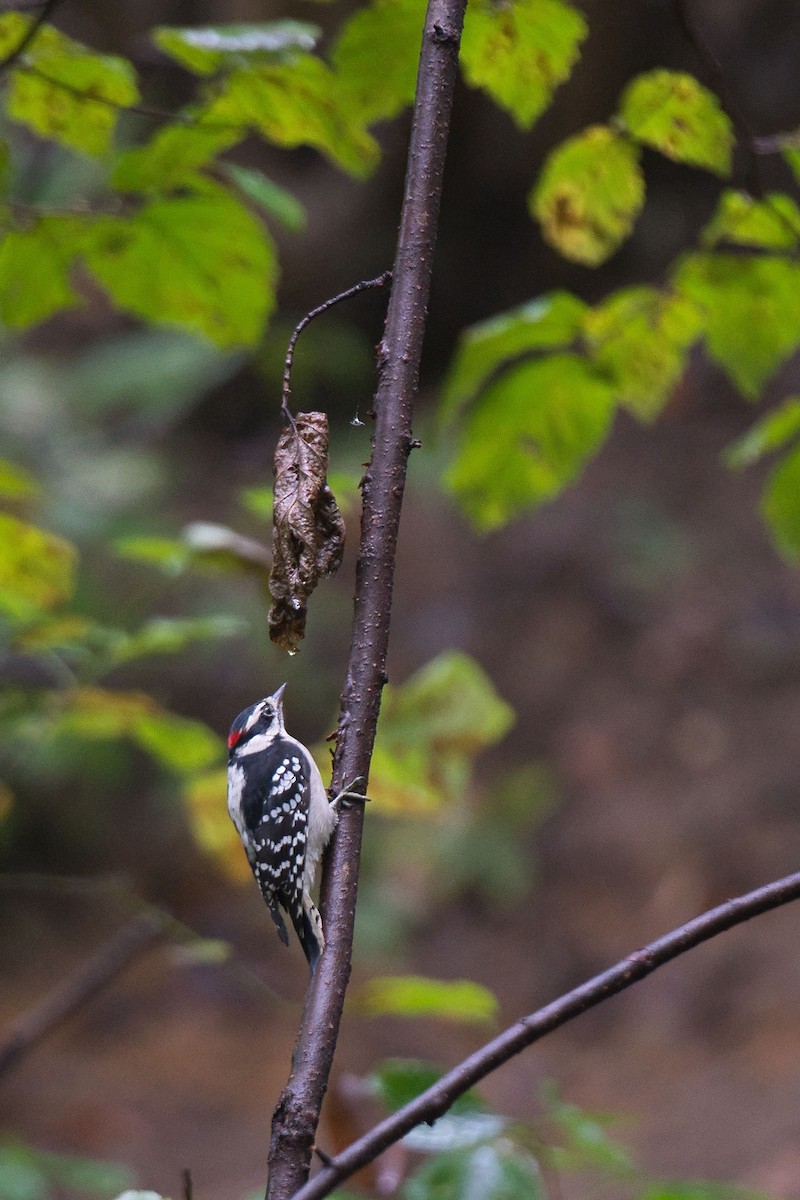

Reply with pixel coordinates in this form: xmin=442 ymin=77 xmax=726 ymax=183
xmin=242 ymin=741 xmax=314 ymax=961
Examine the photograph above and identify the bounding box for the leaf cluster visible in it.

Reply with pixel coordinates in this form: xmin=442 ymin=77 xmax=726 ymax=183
xmin=0 ymin=0 xmax=587 ymax=346
xmin=354 ymin=1063 xmax=772 ymax=1200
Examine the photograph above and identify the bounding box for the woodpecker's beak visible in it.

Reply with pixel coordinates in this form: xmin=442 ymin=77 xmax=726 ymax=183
xmin=270 ymin=682 xmax=287 ymax=721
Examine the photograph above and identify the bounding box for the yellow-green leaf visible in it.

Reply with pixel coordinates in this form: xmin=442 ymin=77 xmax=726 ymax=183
xmin=113 ymin=125 xmax=242 ymax=193
xmin=0 ymin=219 xmax=80 ymax=329
xmin=461 ymin=0 xmax=586 ymax=130
xmin=83 ymin=185 xmax=277 ymax=347
xmin=440 ymin=291 xmax=587 ymax=425
xmin=762 ymin=444 xmax=800 ymax=562
xmin=153 ymin=21 xmax=319 ymax=75
xmin=365 ymin=652 xmax=515 ymax=813
xmin=331 ymin=0 xmax=425 ymax=124
xmin=0 ymin=459 xmax=39 ymax=501
xmin=530 ymin=126 xmax=645 ymax=265
xmin=222 ymin=164 xmax=306 ymax=231
xmin=13 ymin=614 xmax=97 ymax=652
xmin=618 ymin=69 xmax=733 ymax=176
xmin=701 ymin=190 xmax=800 ymax=251
xmin=674 ymin=252 xmax=800 ymax=398
xmin=201 ymin=56 xmax=379 ymax=178
xmin=726 ymin=397 xmax=800 ymax=469
xmin=6 ymin=21 xmax=139 ymax=156
xmin=357 ymin=975 xmax=498 ymax=1023
xmin=0 ymin=513 xmax=76 ymax=618
xmin=583 ymin=286 xmax=702 ymax=420
xmin=134 ymin=710 xmax=224 ymax=774
xmin=446 ymin=354 xmax=616 ymax=530
xmin=46 ymin=687 xmax=225 ymax=774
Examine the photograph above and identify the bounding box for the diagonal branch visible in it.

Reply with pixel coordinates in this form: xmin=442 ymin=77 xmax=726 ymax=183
xmin=0 ymin=911 xmax=164 ymax=1078
xmin=294 ymin=870 xmax=800 ymax=1200
xmin=265 ymin=0 xmax=467 ymax=1196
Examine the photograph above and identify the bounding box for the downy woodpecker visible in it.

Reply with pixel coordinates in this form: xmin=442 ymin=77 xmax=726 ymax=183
xmin=227 ymin=684 xmax=340 ymax=969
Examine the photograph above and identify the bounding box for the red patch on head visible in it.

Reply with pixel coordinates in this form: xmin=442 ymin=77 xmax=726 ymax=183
xmin=228 ymin=729 xmax=243 ymax=750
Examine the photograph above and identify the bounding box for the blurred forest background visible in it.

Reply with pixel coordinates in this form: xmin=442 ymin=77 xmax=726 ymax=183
xmin=2 ymin=0 xmax=800 ymax=1198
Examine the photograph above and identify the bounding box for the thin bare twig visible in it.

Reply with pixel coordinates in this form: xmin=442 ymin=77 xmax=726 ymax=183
xmin=265 ymin=1 xmax=467 ymax=1197
xmin=281 ymin=272 xmax=392 ymax=425
xmin=294 ymin=870 xmax=800 ymax=1200
xmin=0 ymin=910 xmax=164 ymax=1078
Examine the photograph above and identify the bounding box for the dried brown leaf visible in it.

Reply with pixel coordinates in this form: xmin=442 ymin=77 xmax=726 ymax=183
xmin=269 ymin=411 xmax=346 ymax=652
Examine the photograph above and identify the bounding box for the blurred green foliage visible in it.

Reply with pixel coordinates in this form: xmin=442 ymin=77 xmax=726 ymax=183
xmin=0 ymin=1137 xmax=133 ymax=1200
xmin=361 ymin=1063 xmax=772 ymax=1200
xmin=0 ymin=2 xmax=798 ymax=548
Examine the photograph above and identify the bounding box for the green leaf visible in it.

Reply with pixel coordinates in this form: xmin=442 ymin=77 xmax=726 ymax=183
xmin=45 ymin=687 xmax=225 ymax=773
xmin=0 ymin=513 xmax=77 ymax=619
xmin=404 ymin=1113 xmax=507 ymax=1154
xmin=785 ymin=144 xmax=800 ymax=186
xmin=13 ymin=614 xmax=98 ymax=653
xmin=109 ymin=615 xmax=246 ymax=665
xmin=331 ymin=0 xmax=425 ymax=124
xmin=153 ymin=21 xmax=319 ymax=75
xmin=618 ymin=69 xmax=733 ymax=175
xmin=0 ymin=218 xmax=80 ymax=329
xmin=445 ymin=354 xmax=615 ymax=530
xmin=583 ymin=286 xmax=702 ymax=420
xmin=440 ymin=292 xmax=587 ymax=425
xmin=358 ymin=975 xmax=498 ymax=1023
xmin=114 ymin=536 xmax=192 ymax=574
xmin=201 ymin=56 xmax=379 ymax=178
xmin=530 ymin=126 xmax=645 ymax=265
xmin=6 ymin=21 xmax=139 ymax=156
xmin=82 ymin=184 xmax=277 ymax=347
xmin=113 ymin=1193 xmax=166 ymax=1200
xmin=725 ymin=397 xmax=800 ymax=468
xmin=460 ymin=0 xmax=587 ymax=130
xmin=222 ymin=163 xmax=306 ymax=231
xmin=674 ymin=252 xmax=800 ymax=398
xmin=113 ymin=125 xmax=242 ymax=192
xmin=133 ymin=710 xmax=224 ymax=773
xmin=701 ymin=191 xmax=800 ymax=250
xmin=371 ymin=1059 xmax=485 ymax=1115
xmin=762 ymin=445 xmax=800 ymax=561
xmin=367 ymin=652 xmax=515 ymax=812
xmin=403 ymin=1145 xmax=545 ymax=1200
xmin=0 ymin=460 xmax=39 ymax=501
xmin=542 ymin=1083 xmax=632 ymax=1177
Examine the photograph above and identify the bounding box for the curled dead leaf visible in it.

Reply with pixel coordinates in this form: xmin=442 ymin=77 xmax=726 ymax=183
xmin=269 ymin=411 xmax=346 ymax=652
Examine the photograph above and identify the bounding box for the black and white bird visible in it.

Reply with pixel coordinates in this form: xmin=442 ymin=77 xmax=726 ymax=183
xmin=226 ymin=684 xmax=340 ymax=969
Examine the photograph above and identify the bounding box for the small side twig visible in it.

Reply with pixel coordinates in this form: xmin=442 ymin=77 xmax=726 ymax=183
xmin=0 ymin=910 xmax=164 ymax=1078
xmin=281 ymin=272 xmax=392 ymax=425
xmin=294 ymin=870 xmax=800 ymax=1200
xmin=182 ymin=1167 xmax=193 ymax=1200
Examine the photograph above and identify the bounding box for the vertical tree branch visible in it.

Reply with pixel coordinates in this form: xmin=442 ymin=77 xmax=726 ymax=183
xmin=265 ymin=1 xmax=467 ymax=1196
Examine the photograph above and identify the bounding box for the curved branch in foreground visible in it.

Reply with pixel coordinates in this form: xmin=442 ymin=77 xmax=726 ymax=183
xmin=265 ymin=1 xmax=467 ymax=1197
xmin=295 ymin=871 xmax=800 ymax=1200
